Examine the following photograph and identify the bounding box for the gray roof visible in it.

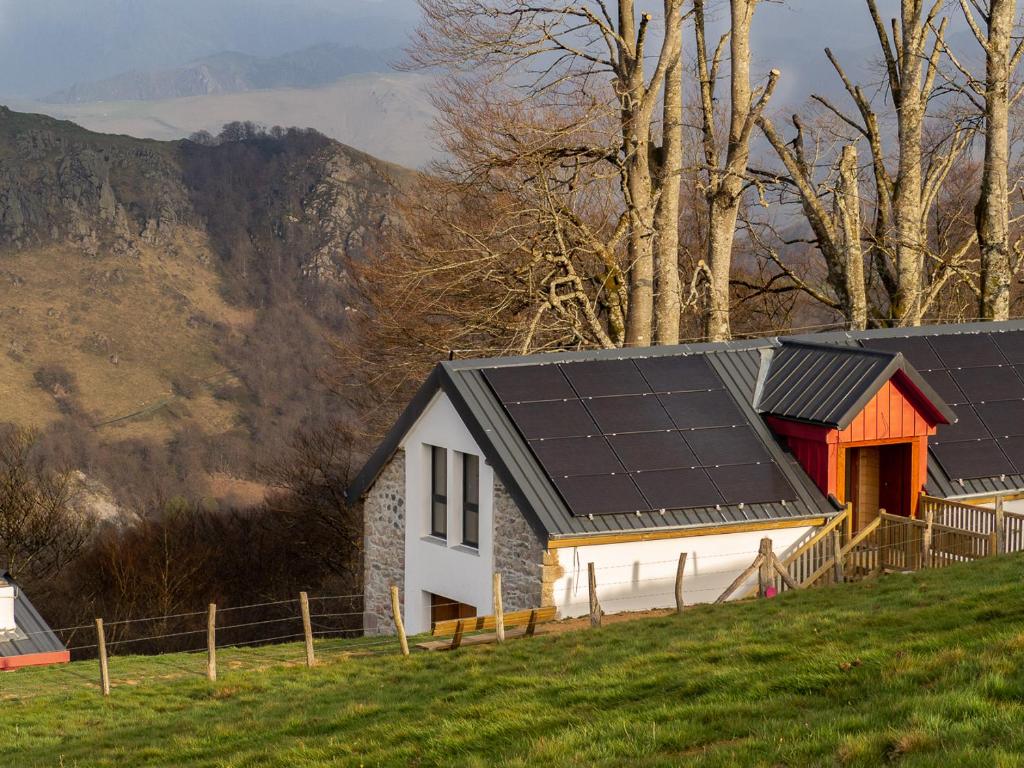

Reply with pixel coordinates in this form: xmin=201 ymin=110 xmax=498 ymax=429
xmin=0 ymin=573 xmax=67 ymax=658
xmin=350 ymin=319 xmax=1024 ymax=535
xmin=757 ymin=341 xmax=954 ymax=428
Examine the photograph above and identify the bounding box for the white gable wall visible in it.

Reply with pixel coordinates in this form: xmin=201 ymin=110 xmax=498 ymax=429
xmin=400 ymin=390 xmax=495 ymax=634
xmin=550 ymin=526 xmax=816 ymax=616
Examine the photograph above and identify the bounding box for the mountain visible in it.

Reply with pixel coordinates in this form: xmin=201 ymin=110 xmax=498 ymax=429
xmin=0 ymin=0 xmax=420 ymax=98
xmin=0 ymin=106 xmax=409 ymax=506
xmin=44 ymin=43 xmax=399 ymax=103
xmin=18 ymin=73 xmax=440 ymax=170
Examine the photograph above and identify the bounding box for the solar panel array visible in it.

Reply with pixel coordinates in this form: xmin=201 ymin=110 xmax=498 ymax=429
xmin=482 ymin=356 xmax=798 ymax=516
xmin=861 ymin=331 xmax=1024 ymax=480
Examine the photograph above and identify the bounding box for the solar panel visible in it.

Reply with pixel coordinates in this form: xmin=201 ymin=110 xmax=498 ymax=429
xmin=918 ymin=370 xmax=965 ymax=405
xmin=483 ymin=365 xmax=575 ymax=403
xmin=996 ymin=436 xmax=1024 ymax=474
xmin=937 ymin=405 xmax=990 ymax=443
xmin=931 ymin=439 xmax=1015 ymax=480
xmin=860 ymin=336 xmax=942 ymax=370
xmin=635 ymin=355 xmax=721 ymax=393
xmin=948 ymin=366 xmax=1024 ymax=402
xmin=633 ymin=467 xmax=724 ymax=509
xmin=552 ymin=473 xmax=646 ymax=515
xmin=709 ymin=463 xmax=797 ymax=505
xmin=660 ymin=389 xmax=745 ymax=429
xmin=976 ymin=400 xmax=1024 ymax=437
xmin=608 ymin=431 xmax=697 ymax=471
xmin=530 ymin=437 xmax=622 ymax=477
xmin=928 ymin=333 xmax=1005 ymax=368
xmin=558 ymin=359 xmax=648 ymax=397
xmin=686 ymin=426 xmax=771 ymax=466
xmin=991 ymin=331 xmax=1024 ymax=364
xmin=586 ymin=394 xmax=674 ymax=433
xmin=505 ymin=400 xmax=596 ymax=439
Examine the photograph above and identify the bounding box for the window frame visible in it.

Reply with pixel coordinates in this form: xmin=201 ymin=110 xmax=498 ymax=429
xmin=430 ymin=445 xmax=448 ymax=539
xmin=461 ymin=452 xmax=480 ymax=548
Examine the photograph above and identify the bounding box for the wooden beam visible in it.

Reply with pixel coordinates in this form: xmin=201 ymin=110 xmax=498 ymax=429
xmin=547 ymin=517 xmax=826 ymax=549
xmin=716 ymin=555 xmax=764 ymax=604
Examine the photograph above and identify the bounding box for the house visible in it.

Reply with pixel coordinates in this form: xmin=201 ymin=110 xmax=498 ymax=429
xmin=350 ymin=320 xmax=1024 ymax=635
xmin=0 ymin=572 xmax=70 ymax=670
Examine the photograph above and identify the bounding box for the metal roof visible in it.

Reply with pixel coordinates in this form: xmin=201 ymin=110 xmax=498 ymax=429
xmin=0 ymin=573 xmax=66 ymax=658
xmin=757 ymin=341 xmax=954 ymax=429
xmin=350 ymin=319 xmax=1024 ymax=533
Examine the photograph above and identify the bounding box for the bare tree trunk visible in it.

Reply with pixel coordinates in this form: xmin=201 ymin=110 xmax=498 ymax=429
xmin=698 ymin=0 xmax=776 ymax=342
xmin=837 ymin=145 xmax=867 ymax=329
xmin=654 ymin=6 xmax=683 ymax=345
xmin=974 ymin=0 xmax=1016 ymax=320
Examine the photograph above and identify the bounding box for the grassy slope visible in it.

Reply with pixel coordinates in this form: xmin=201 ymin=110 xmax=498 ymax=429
xmin=4 ymin=556 xmax=1024 ymax=767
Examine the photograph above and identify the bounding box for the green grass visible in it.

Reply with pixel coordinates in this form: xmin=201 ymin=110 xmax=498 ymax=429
xmin=4 ymin=556 xmax=1024 ymax=767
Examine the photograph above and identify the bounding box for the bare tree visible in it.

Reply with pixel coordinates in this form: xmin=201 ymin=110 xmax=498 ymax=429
xmin=695 ymin=0 xmax=778 ymax=340
xmin=756 ymin=114 xmax=868 ymax=329
xmin=407 ymin=0 xmax=687 ymax=349
xmin=947 ymin=0 xmax=1024 ymax=320
xmin=0 ymin=426 xmax=92 ymax=582
xmin=810 ymin=1 xmax=958 ymax=326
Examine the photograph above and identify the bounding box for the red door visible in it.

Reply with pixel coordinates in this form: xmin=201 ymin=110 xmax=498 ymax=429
xmin=878 ymin=443 xmax=912 ymax=517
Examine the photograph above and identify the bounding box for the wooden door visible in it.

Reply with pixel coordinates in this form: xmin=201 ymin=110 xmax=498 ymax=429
xmin=846 ymin=447 xmax=882 ymax=531
xmin=430 ymin=593 xmax=476 ymax=627
xmin=879 ymin=443 xmax=912 ymax=518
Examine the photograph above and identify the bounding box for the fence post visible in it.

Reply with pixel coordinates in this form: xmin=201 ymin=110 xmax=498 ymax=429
xmin=588 ymin=562 xmax=602 ymax=628
xmin=95 ymin=618 xmax=110 ymax=697
xmin=832 ymin=530 xmax=845 ymax=583
xmin=758 ymin=538 xmax=773 ymax=597
xmin=206 ymin=603 xmax=217 ymax=682
xmin=922 ymin=508 xmax=934 ymax=569
xmin=674 ymin=552 xmax=688 ymax=615
xmin=844 ymin=502 xmax=853 ymax=543
xmin=492 ymin=572 xmax=505 ymax=643
xmin=300 ymin=592 xmax=315 ymax=668
xmin=995 ymin=495 xmax=1006 ymax=556
xmin=390 ymin=585 xmax=410 ymax=656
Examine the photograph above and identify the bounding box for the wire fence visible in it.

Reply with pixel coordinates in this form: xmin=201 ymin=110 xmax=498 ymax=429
xmin=4 ymin=508 xmax=1013 ymax=704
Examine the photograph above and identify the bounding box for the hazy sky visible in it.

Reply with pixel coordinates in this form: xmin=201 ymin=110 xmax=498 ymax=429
xmin=0 ymin=0 xmax=984 ymax=106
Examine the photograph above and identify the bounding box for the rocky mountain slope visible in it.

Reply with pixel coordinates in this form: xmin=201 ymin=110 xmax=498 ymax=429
xmin=0 ymin=107 xmax=408 ymax=506
xmin=44 ymin=44 xmax=397 ymax=103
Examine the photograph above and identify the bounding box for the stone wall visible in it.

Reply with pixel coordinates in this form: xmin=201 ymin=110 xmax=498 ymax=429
xmin=362 ymin=450 xmax=405 ymax=634
xmin=492 ymin=478 xmax=546 ymax=611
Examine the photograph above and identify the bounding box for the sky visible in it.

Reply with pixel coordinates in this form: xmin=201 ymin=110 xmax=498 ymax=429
xmin=0 ymin=0 xmax=983 ymax=108
xmin=0 ymin=0 xmax=421 ymax=97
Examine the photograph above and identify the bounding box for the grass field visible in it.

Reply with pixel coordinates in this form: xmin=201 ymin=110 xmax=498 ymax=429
xmin=3 ymin=555 xmax=1024 ymax=767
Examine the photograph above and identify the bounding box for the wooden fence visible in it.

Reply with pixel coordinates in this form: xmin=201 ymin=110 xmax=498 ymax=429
xmin=920 ymin=494 xmax=1024 ymax=555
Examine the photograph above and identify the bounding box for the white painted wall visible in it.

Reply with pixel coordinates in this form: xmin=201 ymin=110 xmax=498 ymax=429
xmin=551 ymin=526 xmax=817 ymax=617
xmin=0 ymin=581 xmax=15 ymax=631
xmin=400 ymin=391 xmax=495 ymax=634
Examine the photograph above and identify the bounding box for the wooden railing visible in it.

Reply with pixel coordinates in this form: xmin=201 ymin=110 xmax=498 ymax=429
xmin=878 ymin=512 xmax=994 ymax=570
xmin=777 ymin=505 xmax=851 ymax=591
xmin=919 ymin=494 xmax=1024 ymax=555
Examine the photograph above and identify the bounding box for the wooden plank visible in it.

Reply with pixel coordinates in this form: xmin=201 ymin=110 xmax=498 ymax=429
xmin=771 ymin=556 xmax=801 ymax=590
xmin=547 ymin=517 xmax=826 ymax=549
xmin=432 ymin=607 xmax=557 ymax=637
xmin=781 ymin=509 xmax=851 ymax=568
xmin=716 ymin=554 xmax=763 ymax=603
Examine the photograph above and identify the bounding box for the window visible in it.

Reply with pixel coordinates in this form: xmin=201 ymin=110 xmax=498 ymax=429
xmin=430 ymin=445 xmax=447 ymax=538
xmin=462 ymin=453 xmax=480 ymax=547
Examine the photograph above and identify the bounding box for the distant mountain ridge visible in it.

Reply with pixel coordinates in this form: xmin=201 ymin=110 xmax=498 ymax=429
xmin=45 ymin=43 xmax=398 ymax=103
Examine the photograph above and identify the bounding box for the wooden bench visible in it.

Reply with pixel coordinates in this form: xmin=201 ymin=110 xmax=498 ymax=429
xmin=416 ymin=606 xmax=557 ymax=651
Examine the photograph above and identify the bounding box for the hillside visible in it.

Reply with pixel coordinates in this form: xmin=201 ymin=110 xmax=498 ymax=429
xmin=3 ymin=555 xmax=1023 ymax=766
xmin=0 ymin=106 xmax=408 ymax=506
xmin=44 ymin=44 xmax=398 ymax=103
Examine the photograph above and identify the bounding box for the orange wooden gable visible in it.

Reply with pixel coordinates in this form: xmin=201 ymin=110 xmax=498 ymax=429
xmin=767 ymin=372 xmax=943 ymax=517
